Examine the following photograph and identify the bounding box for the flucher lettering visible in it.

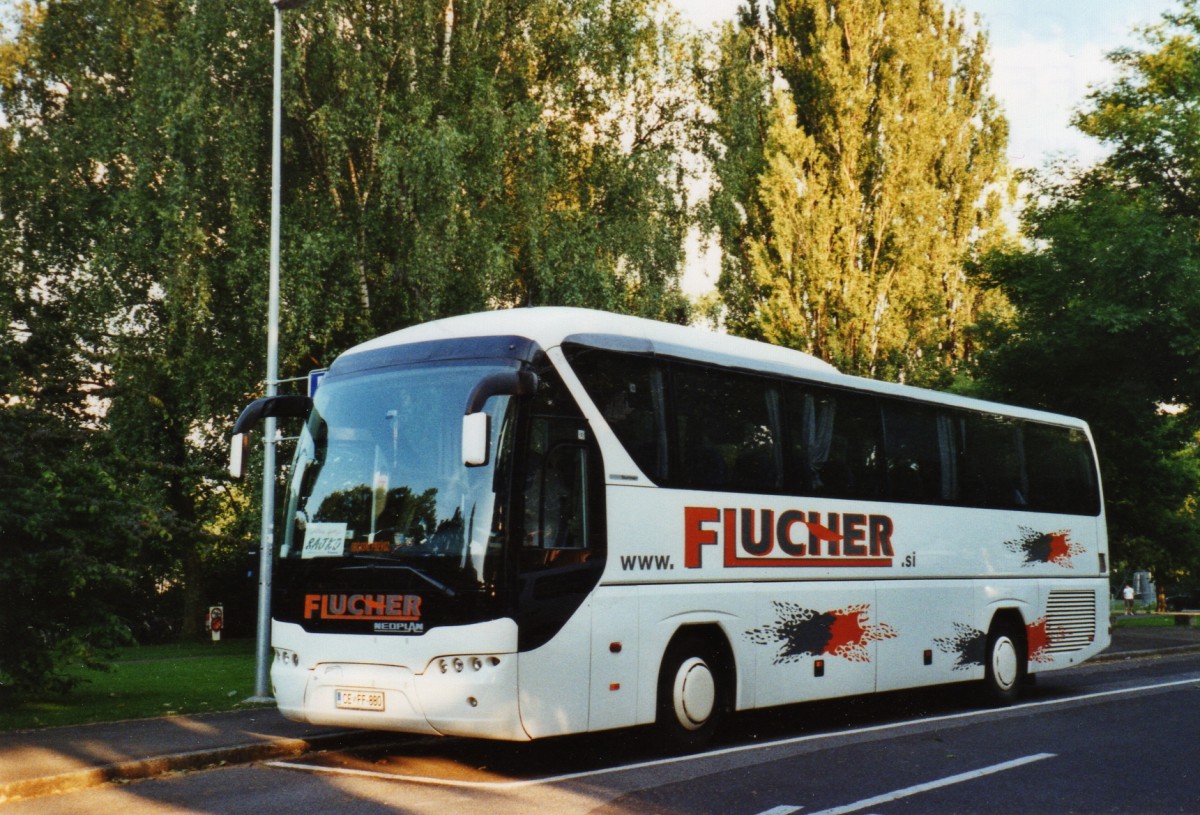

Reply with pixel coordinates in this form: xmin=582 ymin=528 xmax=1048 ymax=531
xmin=683 ymin=506 xmax=896 ymax=569
xmin=684 ymin=506 xmax=719 ymax=568
xmin=303 ymin=593 xmax=423 ymax=621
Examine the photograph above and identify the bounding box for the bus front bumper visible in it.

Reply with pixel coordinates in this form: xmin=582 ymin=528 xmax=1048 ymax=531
xmin=273 ymin=654 xmax=528 ymax=741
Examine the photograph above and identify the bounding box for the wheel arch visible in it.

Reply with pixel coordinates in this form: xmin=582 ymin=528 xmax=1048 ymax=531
xmin=657 ymin=622 xmax=738 ymax=712
xmin=978 ymin=594 xmax=1033 ymax=655
xmin=987 ymin=606 xmax=1028 ymax=642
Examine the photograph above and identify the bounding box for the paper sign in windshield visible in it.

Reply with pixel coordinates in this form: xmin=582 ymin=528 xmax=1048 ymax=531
xmin=303 ymin=522 xmax=348 ymax=559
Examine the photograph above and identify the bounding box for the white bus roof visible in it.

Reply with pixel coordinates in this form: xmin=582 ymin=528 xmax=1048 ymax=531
xmin=348 ymin=306 xmax=832 ymax=371
xmin=343 ymin=307 xmax=1087 ymax=429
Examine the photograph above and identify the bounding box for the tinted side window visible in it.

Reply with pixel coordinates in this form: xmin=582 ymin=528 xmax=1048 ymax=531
xmin=566 ymin=347 xmax=667 ymax=482
xmin=566 ymin=345 xmax=1099 ymax=514
xmin=959 ymin=413 xmax=1028 ymax=510
xmin=782 ymin=384 xmax=884 ymax=501
xmin=1024 ymin=423 xmax=1100 ymax=515
xmin=882 ymin=402 xmax=958 ymax=503
xmin=671 ymin=363 xmax=782 ymax=492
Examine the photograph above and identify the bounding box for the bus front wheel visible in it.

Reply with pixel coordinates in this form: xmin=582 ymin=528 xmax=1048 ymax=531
xmin=982 ymin=620 xmax=1026 ymax=706
xmin=656 ymin=635 xmax=726 ymax=752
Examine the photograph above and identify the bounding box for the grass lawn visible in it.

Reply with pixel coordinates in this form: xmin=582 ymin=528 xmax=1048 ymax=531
xmin=1112 ymin=612 xmax=1178 ymax=628
xmin=0 ymin=639 xmax=269 ymax=732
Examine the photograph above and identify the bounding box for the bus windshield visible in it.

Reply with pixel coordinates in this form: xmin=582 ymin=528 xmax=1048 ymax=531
xmin=281 ymin=363 xmax=513 ymax=594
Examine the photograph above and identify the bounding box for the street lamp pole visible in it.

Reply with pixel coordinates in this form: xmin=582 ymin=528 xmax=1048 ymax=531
xmin=252 ymin=0 xmax=312 ymax=703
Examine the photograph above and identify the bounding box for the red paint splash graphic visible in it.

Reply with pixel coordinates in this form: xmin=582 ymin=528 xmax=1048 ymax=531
xmin=1026 ymin=617 xmax=1060 ymax=663
xmin=746 ymin=601 xmax=897 ymax=664
xmin=1003 ymin=526 xmax=1084 ymax=567
xmin=1044 ymin=533 xmax=1073 ymax=565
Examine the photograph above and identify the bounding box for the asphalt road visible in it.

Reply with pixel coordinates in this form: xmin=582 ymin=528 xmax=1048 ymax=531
xmin=11 ymin=651 xmax=1199 ymax=815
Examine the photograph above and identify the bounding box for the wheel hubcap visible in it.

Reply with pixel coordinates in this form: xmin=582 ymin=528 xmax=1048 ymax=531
xmin=673 ymin=657 xmax=716 ymax=730
xmin=992 ymin=636 xmax=1018 ymax=690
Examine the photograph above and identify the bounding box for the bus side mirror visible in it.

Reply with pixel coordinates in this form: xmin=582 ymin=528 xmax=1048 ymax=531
xmin=230 ymin=432 xmax=250 ymax=479
xmin=463 ymin=412 xmax=490 ymax=467
xmin=461 ymin=369 xmax=537 ymax=467
xmin=228 ymin=393 xmax=313 ymax=480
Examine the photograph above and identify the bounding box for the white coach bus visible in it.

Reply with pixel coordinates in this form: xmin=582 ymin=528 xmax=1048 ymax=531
xmin=232 ymin=307 xmax=1109 ymax=749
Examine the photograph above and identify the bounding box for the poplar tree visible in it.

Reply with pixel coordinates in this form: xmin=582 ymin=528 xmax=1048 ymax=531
xmin=705 ymin=0 xmax=1011 ymax=384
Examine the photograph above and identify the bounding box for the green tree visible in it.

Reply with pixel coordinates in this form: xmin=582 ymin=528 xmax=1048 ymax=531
xmin=1076 ymin=1 xmax=1200 ymax=223
xmin=0 ymin=0 xmax=279 ymax=640
xmin=0 ymin=2 xmax=143 ymax=692
xmin=704 ymin=0 xmax=1011 ymax=384
xmin=0 ymin=0 xmax=697 ymax=660
xmin=282 ymin=0 xmax=694 ymax=363
xmin=970 ymin=2 xmax=1200 ymax=581
xmin=0 ymin=406 xmax=141 ymax=694
xmin=971 ymin=175 xmax=1200 ymax=581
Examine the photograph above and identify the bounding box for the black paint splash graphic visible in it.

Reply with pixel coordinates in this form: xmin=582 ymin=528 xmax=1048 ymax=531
xmin=933 ymin=622 xmax=986 ymax=671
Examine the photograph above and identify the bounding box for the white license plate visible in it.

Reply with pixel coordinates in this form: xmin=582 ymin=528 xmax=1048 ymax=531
xmin=335 ymin=688 xmax=385 ymax=712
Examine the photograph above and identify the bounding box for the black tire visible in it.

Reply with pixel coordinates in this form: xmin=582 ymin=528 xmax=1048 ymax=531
xmin=656 ymin=634 xmax=728 ymax=752
xmin=982 ymin=621 xmax=1026 ymax=706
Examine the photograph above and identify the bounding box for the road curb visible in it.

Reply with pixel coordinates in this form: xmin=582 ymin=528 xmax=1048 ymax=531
xmin=1093 ymin=643 xmax=1200 ymax=664
xmin=0 ymin=730 xmax=369 ymax=806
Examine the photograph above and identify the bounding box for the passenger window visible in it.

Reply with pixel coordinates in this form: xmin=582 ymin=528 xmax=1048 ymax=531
xmin=1024 ymin=423 xmax=1100 ymax=515
xmin=783 ymin=385 xmax=884 ymax=500
xmin=565 ymin=347 xmax=667 ymax=482
xmin=881 ymin=402 xmax=958 ymax=503
xmin=671 ymin=363 xmax=782 ymax=492
xmin=960 ymin=413 xmax=1027 ymax=509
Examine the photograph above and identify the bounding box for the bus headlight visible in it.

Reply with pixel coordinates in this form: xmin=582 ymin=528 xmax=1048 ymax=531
xmin=431 ymin=655 xmax=501 ymax=675
xmin=273 ymin=647 xmax=300 ymax=667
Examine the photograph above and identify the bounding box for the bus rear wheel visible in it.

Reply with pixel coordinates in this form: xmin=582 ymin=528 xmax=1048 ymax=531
xmin=982 ymin=621 xmax=1026 ymax=706
xmin=656 ymin=635 xmax=726 ymax=752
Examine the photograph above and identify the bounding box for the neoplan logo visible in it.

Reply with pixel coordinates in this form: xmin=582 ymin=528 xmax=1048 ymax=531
xmin=685 ymin=506 xmax=895 ymax=569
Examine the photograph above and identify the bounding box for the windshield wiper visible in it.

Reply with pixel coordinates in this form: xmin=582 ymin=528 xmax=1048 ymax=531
xmin=338 ymin=559 xmax=457 ymax=597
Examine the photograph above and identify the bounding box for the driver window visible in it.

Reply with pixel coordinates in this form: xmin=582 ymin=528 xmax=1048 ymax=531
xmin=519 ymin=363 xmax=604 ymax=572
xmin=529 ymin=443 xmax=588 ymax=551
xmin=523 ymin=435 xmax=595 ymax=571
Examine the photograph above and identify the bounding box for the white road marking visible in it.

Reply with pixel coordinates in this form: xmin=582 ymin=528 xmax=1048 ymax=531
xmin=806 ymin=753 xmax=1055 ymax=815
xmin=266 ymin=676 xmax=1198 ymax=789
xmin=753 ymin=806 xmax=804 ymax=815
